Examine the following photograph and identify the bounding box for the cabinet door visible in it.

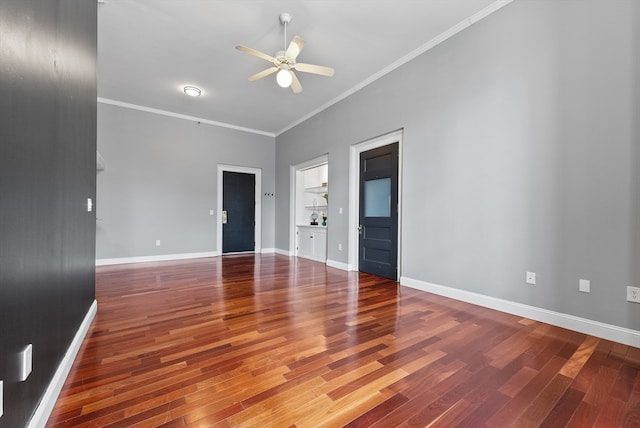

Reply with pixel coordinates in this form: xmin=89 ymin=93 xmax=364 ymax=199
xmin=298 ymin=229 xmax=314 ymax=257
xmin=313 ymin=230 xmax=327 ymax=260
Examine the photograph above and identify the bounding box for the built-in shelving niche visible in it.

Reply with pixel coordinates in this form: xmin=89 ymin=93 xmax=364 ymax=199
xmin=293 ymin=158 xmax=328 ymax=262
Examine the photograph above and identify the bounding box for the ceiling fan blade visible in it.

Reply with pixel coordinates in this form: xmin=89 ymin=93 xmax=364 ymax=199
xmin=248 ymin=67 xmax=278 ymax=82
xmin=235 ymin=45 xmax=278 ymax=65
xmin=290 ymin=71 xmax=303 ymax=94
xmin=285 ymin=35 xmax=305 ymax=60
xmin=294 ymin=63 xmax=335 ymax=77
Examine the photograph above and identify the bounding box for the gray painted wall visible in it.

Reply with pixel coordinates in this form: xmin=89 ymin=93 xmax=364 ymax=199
xmin=97 ymin=103 xmax=275 ymax=259
xmin=0 ymin=0 xmax=96 ymax=425
xmin=275 ymin=0 xmax=640 ymax=330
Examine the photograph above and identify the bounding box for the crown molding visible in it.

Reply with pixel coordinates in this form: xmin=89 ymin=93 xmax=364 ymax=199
xmin=276 ymin=0 xmax=514 ymax=136
xmin=97 ymin=98 xmax=276 ymax=138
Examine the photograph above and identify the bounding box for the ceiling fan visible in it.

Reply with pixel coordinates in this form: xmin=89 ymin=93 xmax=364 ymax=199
xmin=235 ymin=13 xmax=335 ymax=94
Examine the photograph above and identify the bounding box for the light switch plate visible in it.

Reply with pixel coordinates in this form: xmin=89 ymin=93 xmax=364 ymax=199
xmin=20 ymin=344 xmax=32 ymax=381
xmin=87 ymin=198 xmax=93 ymax=212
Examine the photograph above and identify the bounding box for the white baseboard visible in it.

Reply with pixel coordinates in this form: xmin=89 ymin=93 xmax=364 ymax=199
xmin=274 ymin=248 xmax=292 ymax=257
xmin=96 ymin=251 xmax=219 ymax=266
xmin=260 ymin=248 xmax=275 ymax=254
xmin=326 ymin=259 xmax=350 ymax=271
xmin=400 ymin=277 xmax=640 ymax=348
xmin=27 ymin=300 xmax=97 ymax=428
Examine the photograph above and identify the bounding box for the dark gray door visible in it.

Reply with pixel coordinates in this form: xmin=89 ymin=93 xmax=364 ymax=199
xmin=222 ymin=171 xmax=255 ymax=253
xmin=358 ymin=143 xmax=399 ymax=280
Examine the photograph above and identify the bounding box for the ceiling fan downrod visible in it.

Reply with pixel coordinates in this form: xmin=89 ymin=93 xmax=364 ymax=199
xmin=279 ymin=13 xmax=292 ymax=52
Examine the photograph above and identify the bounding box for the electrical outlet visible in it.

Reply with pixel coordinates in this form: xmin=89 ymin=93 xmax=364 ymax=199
xmin=20 ymin=344 xmax=32 ymax=381
xmin=526 ymin=272 xmax=536 ymax=285
xmin=579 ymin=279 xmax=590 ymax=293
xmin=627 ymin=286 xmax=640 ymax=303
xmin=338 ymin=243 xmax=342 ymax=251
xmin=155 ymin=240 xmax=161 ymax=246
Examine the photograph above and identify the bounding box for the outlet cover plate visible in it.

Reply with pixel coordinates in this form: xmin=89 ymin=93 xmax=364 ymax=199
xmin=627 ymin=286 xmax=640 ymax=303
xmin=526 ymin=272 xmax=536 ymax=285
xmin=20 ymin=344 xmax=32 ymax=381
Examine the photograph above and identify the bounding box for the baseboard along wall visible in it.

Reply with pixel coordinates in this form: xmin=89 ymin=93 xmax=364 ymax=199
xmin=27 ymin=300 xmax=97 ymax=428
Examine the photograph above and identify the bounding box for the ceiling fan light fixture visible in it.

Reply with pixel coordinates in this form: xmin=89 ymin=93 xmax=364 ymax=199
xmin=235 ymin=12 xmax=333 ymax=94
xmin=276 ymin=69 xmax=292 ymax=88
xmin=183 ymin=86 xmax=201 ymax=97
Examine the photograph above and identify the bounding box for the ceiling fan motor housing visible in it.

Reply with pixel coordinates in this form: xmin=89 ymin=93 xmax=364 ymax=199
xmin=279 ymin=13 xmax=292 ymax=25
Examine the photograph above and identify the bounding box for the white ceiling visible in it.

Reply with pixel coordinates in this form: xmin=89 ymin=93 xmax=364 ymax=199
xmin=98 ymin=0 xmax=508 ymax=136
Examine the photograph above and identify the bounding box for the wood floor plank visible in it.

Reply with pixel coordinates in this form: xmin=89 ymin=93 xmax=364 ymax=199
xmin=46 ymin=255 xmax=640 ymax=427
xmin=540 ymin=387 xmax=585 ymax=428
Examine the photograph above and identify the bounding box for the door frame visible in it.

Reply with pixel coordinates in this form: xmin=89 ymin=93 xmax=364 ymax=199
xmin=289 ymin=154 xmax=329 ymax=257
xmin=348 ymin=129 xmax=403 ymax=278
xmin=217 ymin=164 xmax=262 ymax=254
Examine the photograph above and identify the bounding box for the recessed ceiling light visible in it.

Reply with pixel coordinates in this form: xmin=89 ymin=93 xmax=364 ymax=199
xmin=183 ymin=86 xmax=201 ymax=97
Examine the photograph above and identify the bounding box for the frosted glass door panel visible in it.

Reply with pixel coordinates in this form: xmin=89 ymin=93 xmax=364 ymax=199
xmin=365 ymin=178 xmax=391 ymax=217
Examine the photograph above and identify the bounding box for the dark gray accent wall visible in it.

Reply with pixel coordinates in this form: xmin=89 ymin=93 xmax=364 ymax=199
xmin=275 ymin=0 xmax=640 ymax=330
xmin=0 ymin=0 xmax=97 ymax=426
xmin=96 ymin=103 xmax=275 ymax=259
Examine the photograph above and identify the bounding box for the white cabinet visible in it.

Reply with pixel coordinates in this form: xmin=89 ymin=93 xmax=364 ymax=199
xmin=297 ymin=226 xmax=327 ymax=262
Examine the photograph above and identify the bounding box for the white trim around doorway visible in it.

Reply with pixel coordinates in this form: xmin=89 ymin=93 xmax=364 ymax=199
xmin=217 ymin=164 xmax=262 ymax=254
xmin=348 ymin=129 xmax=403 ymax=278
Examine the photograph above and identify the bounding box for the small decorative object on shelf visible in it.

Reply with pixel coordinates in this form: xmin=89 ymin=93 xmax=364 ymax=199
xmin=310 ymin=211 xmax=319 ymax=225
xmin=322 ymin=213 xmax=327 ymax=226
xmin=322 ymin=192 xmax=328 ymax=203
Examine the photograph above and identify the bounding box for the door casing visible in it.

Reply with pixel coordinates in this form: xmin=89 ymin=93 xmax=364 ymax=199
xmin=217 ymin=164 xmax=262 ymax=254
xmin=349 ymin=129 xmax=403 ymax=278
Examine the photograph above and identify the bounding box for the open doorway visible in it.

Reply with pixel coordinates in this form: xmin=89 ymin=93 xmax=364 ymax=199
xmin=290 ymin=155 xmax=329 ymax=262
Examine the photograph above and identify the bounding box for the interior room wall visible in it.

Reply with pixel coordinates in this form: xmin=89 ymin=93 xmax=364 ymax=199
xmin=0 ymin=0 xmax=97 ymax=426
xmin=275 ymin=0 xmax=640 ymax=331
xmin=96 ymin=103 xmax=275 ymax=260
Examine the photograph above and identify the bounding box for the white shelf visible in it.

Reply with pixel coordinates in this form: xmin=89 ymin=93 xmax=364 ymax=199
xmin=304 ymin=205 xmax=328 ymax=210
xmin=304 ymin=185 xmax=328 ymax=193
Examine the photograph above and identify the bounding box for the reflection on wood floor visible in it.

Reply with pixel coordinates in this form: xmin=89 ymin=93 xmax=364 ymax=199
xmin=47 ymin=254 xmax=640 ymax=427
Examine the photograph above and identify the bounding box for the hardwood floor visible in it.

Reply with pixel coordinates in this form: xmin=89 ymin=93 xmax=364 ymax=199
xmin=47 ymin=255 xmax=640 ymax=427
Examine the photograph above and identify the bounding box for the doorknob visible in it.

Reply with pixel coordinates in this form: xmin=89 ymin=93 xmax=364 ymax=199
xmin=222 ymin=210 xmax=227 ymax=224
xmin=358 ymin=225 xmax=363 ymax=235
